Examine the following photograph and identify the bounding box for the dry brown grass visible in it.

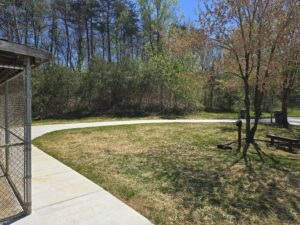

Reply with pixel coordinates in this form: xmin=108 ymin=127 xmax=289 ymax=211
xmin=33 ymin=123 xmax=300 ymax=225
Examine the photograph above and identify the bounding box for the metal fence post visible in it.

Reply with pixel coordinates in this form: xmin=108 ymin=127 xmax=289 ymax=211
xmin=4 ymin=81 xmax=9 ymax=176
xmin=236 ymin=120 xmax=242 ymax=152
xmin=24 ymin=56 xmax=32 ymax=215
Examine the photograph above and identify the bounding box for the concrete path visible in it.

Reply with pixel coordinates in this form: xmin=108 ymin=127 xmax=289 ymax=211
xmin=32 ymin=119 xmax=237 ymax=138
xmin=259 ymin=117 xmax=300 ymax=126
xmin=286 ymin=117 xmax=300 ymax=126
xmin=32 ymin=117 xmax=300 ymax=139
xmin=11 ymin=146 xmax=153 ymax=225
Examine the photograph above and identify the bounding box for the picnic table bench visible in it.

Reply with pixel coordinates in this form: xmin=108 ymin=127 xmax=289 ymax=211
xmin=266 ymin=134 xmax=299 ymax=152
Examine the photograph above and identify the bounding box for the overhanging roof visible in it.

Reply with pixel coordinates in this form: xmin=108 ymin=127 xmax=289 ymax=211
xmin=0 ymin=40 xmax=52 ymax=83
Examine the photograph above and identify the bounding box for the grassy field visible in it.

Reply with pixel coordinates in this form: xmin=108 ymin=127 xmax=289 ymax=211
xmin=289 ymin=108 xmax=300 ymax=117
xmin=33 ymin=123 xmax=300 ymax=225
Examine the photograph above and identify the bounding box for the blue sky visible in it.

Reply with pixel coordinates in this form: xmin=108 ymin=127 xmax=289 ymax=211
xmin=133 ymin=0 xmax=201 ymax=24
xmin=178 ymin=0 xmax=199 ymax=23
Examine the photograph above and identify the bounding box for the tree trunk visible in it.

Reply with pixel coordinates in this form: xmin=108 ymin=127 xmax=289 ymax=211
xmin=160 ymin=84 xmax=164 ymax=111
xmin=85 ymin=19 xmax=90 ymax=63
xmin=249 ymin=47 xmax=262 ymax=142
xmin=63 ymin=7 xmax=71 ymax=68
xmin=106 ymin=1 xmax=112 ymax=63
xmin=244 ymin=79 xmax=252 ymax=144
xmin=77 ymin=27 xmax=83 ymax=71
xmin=50 ymin=15 xmax=55 ymax=53
xmin=209 ymin=85 xmax=213 ymax=110
xmin=24 ymin=5 xmax=29 ymax=46
xmin=281 ymin=92 xmax=289 ymax=127
xmin=90 ymin=18 xmax=94 ymax=57
xmin=157 ymin=31 xmax=160 ymax=52
xmin=131 ymin=35 xmax=134 ymax=59
xmin=12 ymin=0 xmax=20 ymax=43
xmin=34 ymin=27 xmax=38 ymax=48
xmin=115 ymin=32 xmax=119 ymax=62
xmin=102 ymin=32 xmax=105 ymax=59
xmin=250 ymin=90 xmax=263 ymax=142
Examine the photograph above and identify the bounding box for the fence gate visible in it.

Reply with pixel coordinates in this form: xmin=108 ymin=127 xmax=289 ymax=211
xmin=0 ymin=40 xmax=51 ymax=222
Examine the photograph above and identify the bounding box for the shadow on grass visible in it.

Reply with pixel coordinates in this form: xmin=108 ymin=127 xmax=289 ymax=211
xmin=219 ymin=126 xmax=238 ymax=133
xmin=229 ymin=142 xmax=299 ymax=172
xmin=140 ymin=143 xmax=300 ymax=224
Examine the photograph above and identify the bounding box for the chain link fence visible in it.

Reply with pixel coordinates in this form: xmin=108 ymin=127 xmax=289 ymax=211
xmin=0 ymin=40 xmax=50 ymax=223
xmin=0 ymin=66 xmax=31 ymax=222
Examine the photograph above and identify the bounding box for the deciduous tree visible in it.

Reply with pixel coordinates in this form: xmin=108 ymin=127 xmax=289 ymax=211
xmin=199 ymin=0 xmax=300 ymax=146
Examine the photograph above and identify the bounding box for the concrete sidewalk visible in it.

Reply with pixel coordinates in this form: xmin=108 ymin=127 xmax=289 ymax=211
xmin=32 ymin=117 xmax=300 ymax=139
xmin=32 ymin=119 xmax=238 ymax=139
xmin=10 ymin=146 xmax=152 ymax=225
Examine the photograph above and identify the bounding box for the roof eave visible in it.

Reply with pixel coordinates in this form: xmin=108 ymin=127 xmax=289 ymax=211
xmin=0 ymin=40 xmax=52 ymax=61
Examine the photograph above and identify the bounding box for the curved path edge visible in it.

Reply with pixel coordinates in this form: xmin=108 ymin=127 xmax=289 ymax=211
xmin=32 ymin=117 xmax=300 ymax=139
xmin=32 ymin=119 xmax=237 ymax=139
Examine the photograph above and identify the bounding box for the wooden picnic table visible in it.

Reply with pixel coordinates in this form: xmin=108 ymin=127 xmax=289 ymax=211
xmin=266 ymin=134 xmax=299 ymax=152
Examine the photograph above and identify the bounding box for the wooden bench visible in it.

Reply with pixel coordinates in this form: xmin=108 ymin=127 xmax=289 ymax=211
xmin=266 ymin=134 xmax=299 ymax=152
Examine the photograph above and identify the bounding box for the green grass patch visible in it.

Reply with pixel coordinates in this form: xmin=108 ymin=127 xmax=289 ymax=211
xmin=288 ymin=108 xmax=300 ymax=117
xmin=33 ymin=123 xmax=300 ymax=225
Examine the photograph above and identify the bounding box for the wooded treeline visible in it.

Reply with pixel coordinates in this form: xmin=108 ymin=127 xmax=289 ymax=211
xmin=0 ymin=0 xmax=177 ymax=66
xmin=0 ymin=0 xmax=299 ymax=134
xmin=0 ymin=0 xmax=239 ymax=117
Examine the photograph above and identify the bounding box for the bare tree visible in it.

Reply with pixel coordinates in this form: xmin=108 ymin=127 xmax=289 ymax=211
xmin=275 ymin=28 xmax=300 ymax=127
xmin=199 ymin=0 xmax=300 ymax=147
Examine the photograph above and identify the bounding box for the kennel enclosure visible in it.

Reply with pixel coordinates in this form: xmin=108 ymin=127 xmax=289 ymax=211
xmin=0 ymin=40 xmax=51 ymax=222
